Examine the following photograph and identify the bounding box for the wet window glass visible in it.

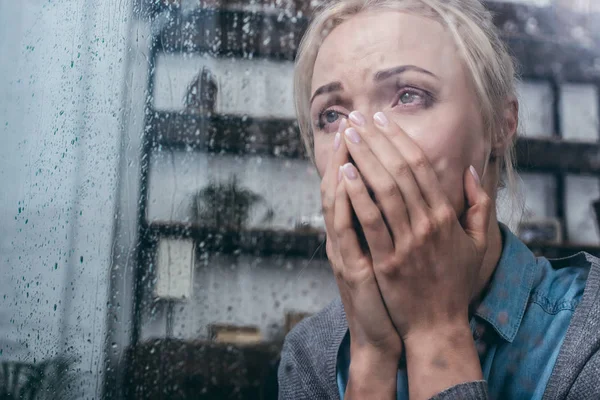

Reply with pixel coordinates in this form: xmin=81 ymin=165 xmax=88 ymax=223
xmin=2 ymin=0 xmax=600 ymax=399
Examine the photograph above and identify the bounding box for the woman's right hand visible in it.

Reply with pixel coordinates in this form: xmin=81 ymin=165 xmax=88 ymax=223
xmin=321 ymin=119 xmax=401 ymax=397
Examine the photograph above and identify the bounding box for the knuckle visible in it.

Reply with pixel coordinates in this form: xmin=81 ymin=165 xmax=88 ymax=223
xmin=361 ymin=209 xmax=381 ymax=230
xmin=354 ymin=256 xmax=372 ymax=271
xmin=332 ymin=265 xmax=344 ymax=281
xmin=480 ymin=193 xmax=492 ymax=208
xmin=345 ymin=260 xmax=373 ymax=288
xmin=332 ymin=218 xmax=346 ymax=237
xmin=411 ymin=234 xmax=426 ymax=250
xmin=376 ymin=258 xmax=398 ymax=277
xmin=415 ymin=217 xmax=437 ymax=239
xmin=376 ymin=180 xmax=399 ymax=199
xmin=410 ymin=154 xmax=428 ymax=170
xmin=321 ymin=201 xmax=333 ymax=217
xmin=391 ymin=161 xmax=411 ymax=179
xmin=403 ymin=236 xmax=416 ymax=253
xmin=436 ymin=204 xmax=455 ymax=225
xmin=320 ymin=181 xmax=328 ymax=198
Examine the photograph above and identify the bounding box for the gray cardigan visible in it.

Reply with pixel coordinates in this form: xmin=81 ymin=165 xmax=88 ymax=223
xmin=278 ymin=252 xmax=600 ymax=399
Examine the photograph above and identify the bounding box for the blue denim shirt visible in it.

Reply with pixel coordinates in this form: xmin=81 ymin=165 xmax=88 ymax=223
xmin=337 ymin=224 xmax=590 ymax=399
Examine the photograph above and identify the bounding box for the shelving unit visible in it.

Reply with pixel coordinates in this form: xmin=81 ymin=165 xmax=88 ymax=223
xmin=136 ymin=0 xmax=600 ymax=338
xmin=147 ymin=221 xmax=326 ymax=258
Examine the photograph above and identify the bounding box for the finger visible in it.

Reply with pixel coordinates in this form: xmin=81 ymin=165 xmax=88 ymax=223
xmin=340 ymin=163 xmax=394 ymax=265
xmin=333 ymin=175 xmax=370 ymax=272
xmin=345 ymin=111 xmax=425 ymax=228
xmin=342 ymin=115 xmax=412 ymax=238
xmin=372 ymin=111 xmax=450 ymax=210
xmin=462 ymin=165 xmax=491 ymax=252
xmin=325 ymin=234 xmax=344 ymax=280
xmin=321 ymin=119 xmax=350 ymax=243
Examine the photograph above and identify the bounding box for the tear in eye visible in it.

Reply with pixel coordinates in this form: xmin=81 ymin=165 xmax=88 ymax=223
xmin=325 ymin=110 xmax=339 ymax=123
xmin=400 ymin=92 xmax=419 ymax=104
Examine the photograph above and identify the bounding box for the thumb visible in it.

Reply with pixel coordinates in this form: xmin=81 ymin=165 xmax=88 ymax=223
xmin=462 ymin=165 xmax=491 ymax=250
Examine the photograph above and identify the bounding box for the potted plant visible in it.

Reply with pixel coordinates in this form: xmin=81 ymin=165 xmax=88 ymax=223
xmin=191 ymin=175 xmax=274 ymax=231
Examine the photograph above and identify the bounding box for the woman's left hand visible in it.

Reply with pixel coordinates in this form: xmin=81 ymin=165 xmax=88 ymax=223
xmin=339 ymin=110 xmax=491 ymax=399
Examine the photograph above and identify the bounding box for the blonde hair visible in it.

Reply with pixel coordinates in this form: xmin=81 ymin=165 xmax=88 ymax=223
xmin=294 ymin=0 xmax=521 ymax=205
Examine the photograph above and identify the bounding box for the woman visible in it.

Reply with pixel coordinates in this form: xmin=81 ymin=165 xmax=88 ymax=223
xmin=278 ymin=0 xmax=600 ymax=399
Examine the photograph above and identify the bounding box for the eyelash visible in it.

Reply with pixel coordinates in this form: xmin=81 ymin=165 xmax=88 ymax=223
xmin=393 ymin=87 xmax=434 ymax=109
xmin=316 ymin=108 xmax=348 ymax=130
xmin=315 ymin=86 xmax=434 ymax=131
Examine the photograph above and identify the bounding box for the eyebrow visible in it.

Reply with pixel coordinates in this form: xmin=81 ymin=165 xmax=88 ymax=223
xmin=374 ymin=65 xmax=438 ymax=81
xmin=310 ymin=65 xmax=438 ymax=107
xmin=310 ymin=82 xmax=343 ymax=106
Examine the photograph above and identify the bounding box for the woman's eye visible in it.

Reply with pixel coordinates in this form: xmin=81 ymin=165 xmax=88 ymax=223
xmin=324 ymin=110 xmax=340 ymax=123
xmin=400 ymin=92 xmax=419 ymax=104
xmin=395 ymin=88 xmax=431 ymax=108
xmin=316 ymin=109 xmax=345 ymax=132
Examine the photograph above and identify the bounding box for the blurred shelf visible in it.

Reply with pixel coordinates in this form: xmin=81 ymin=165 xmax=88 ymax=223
xmin=153 ymin=8 xmax=307 ymax=61
xmin=147 ymin=111 xmax=305 ymax=158
xmin=146 ymin=221 xmax=326 ymax=258
xmin=149 ymin=5 xmax=600 ymax=82
xmin=123 ymin=338 xmax=281 ymax=400
xmin=515 ymin=137 xmax=600 ymax=175
xmin=148 ymin=111 xmax=600 ymax=174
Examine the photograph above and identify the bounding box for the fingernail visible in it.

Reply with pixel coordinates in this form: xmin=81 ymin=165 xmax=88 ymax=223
xmin=338 ymin=166 xmax=343 ymax=182
xmin=344 ymin=128 xmax=361 ymax=144
xmin=343 ymin=163 xmax=357 ymax=180
xmin=348 ymin=111 xmax=365 ymax=127
xmin=373 ymin=112 xmax=388 ymax=127
xmin=334 ymin=132 xmax=341 ymax=150
xmin=338 ymin=118 xmax=348 ymax=133
xmin=470 ymin=165 xmax=481 ymax=186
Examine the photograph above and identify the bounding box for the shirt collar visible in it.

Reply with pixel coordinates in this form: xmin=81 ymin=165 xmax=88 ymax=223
xmin=474 ymin=223 xmax=538 ymax=343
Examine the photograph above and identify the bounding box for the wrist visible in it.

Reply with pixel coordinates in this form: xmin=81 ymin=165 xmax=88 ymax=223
xmin=402 ymin=322 xmax=482 ymax=400
xmin=350 ymin=341 xmax=402 ymax=368
xmin=403 ymin=322 xmax=482 ymax=398
xmin=404 ymin=320 xmax=472 ymax=349
xmin=347 ymin=350 xmax=399 ymax=399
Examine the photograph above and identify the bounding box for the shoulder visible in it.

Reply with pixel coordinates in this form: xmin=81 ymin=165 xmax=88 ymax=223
xmin=529 ymin=252 xmax=595 ymax=313
xmin=541 ymin=253 xmax=600 ymax=398
xmin=281 ymin=296 xmax=346 ymax=364
xmin=278 ymin=297 xmax=347 ymax=399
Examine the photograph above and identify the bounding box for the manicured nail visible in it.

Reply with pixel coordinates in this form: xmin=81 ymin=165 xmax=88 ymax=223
xmin=334 ymin=132 xmax=341 ymax=150
xmin=338 ymin=118 xmax=347 ymax=133
xmin=348 ymin=111 xmax=365 ymax=126
xmin=470 ymin=165 xmax=481 ymax=186
xmin=373 ymin=112 xmax=389 ymax=127
xmin=344 ymin=128 xmax=361 ymax=144
xmin=338 ymin=166 xmax=343 ymax=182
xmin=343 ymin=163 xmax=357 ymax=180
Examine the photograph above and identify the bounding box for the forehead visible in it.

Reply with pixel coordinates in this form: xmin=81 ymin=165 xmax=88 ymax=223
xmin=311 ymin=11 xmax=463 ymax=91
